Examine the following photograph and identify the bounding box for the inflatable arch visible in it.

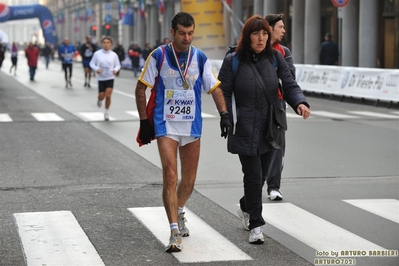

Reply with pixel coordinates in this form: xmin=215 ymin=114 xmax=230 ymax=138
xmin=0 ymin=3 xmax=58 ymax=45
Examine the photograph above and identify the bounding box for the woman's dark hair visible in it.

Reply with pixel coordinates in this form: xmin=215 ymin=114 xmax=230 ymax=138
xmin=171 ymin=12 xmax=195 ymax=32
xmin=235 ymin=15 xmax=273 ymax=62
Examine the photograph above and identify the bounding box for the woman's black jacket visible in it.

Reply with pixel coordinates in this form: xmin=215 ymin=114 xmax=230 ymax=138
xmin=218 ymin=50 xmax=309 ymax=156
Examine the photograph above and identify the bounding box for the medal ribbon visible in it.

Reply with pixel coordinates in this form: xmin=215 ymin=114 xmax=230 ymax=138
xmin=171 ymin=42 xmax=192 ymax=87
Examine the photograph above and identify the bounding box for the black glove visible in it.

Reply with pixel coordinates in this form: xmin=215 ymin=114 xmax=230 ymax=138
xmin=220 ymin=112 xmax=232 ymax=139
xmin=139 ymin=119 xmax=153 ymax=144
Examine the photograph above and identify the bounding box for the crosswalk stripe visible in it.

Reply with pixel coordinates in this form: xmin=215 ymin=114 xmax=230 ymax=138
xmin=77 ymin=112 xmax=115 ymax=121
xmin=128 ymin=207 xmax=252 ymax=263
xmin=262 ymin=203 xmax=386 ymax=252
xmin=14 ymin=211 xmax=105 ymax=266
xmin=343 ymin=199 xmax=399 ymax=224
xmin=31 ymin=112 xmax=64 ymax=121
xmin=348 ymin=111 xmax=399 ymax=119
xmin=201 ymin=112 xmax=217 ymax=118
xmin=126 ymin=111 xmax=216 ymax=118
xmin=0 ymin=113 xmax=13 ymax=122
xmin=311 ymin=111 xmax=359 ymax=119
xmin=391 ymin=111 xmax=399 ymax=115
xmin=126 ymin=110 xmax=139 ymax=118
xmin=114 ymin=89 xmax=135 ymax=98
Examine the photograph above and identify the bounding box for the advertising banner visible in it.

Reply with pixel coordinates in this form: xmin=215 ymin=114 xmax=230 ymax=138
xmin=0 ymin=3 xmax=58 ymax=45
xmin=295 ymin=65 xmax=399 ymax=102
xmin=181 ymin=0 xmax=226 ymax=59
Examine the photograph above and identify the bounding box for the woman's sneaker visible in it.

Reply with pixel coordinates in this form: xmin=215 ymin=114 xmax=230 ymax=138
xmin=249 ymin=226 xmax=264 ymax=244
xmin=165 ymin=229 xmax=182 ymax=252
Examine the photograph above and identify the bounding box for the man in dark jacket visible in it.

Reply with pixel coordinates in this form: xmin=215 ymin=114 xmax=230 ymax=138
xmin=128 ymin=43 xmax=141 ymax=78
xmin=113 ymin=42 xmax=125 ymax=76
xmin=320 ymin=33 xmax=339 ymax=65
xmin=42 ymin=43 xmax=52 ymax=69
xmin=262 ymin=13 xmax=294 ymax=202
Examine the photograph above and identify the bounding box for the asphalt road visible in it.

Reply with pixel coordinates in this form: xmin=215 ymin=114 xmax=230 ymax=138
xmin=0 ymin=54 xmax=398 ymax=266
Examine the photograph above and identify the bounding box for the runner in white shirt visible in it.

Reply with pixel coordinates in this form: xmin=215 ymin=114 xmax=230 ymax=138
xmin=89 ymin=37 xmax=121 ymax=121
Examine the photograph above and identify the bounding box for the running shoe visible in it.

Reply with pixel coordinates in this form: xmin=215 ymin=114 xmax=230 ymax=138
xmin=87 ymin=83 xmax=90 ymax=88
xmin=237 ymin=207 xmax=250 ymax=231
xmin=269 ymin=190 xmax=283 ymax=201
xmin=104 ymin=113 xmax=109 ymax=121
xmin=249 ymin=226 xmax=264 ymax=244
xmin=97 ymin=100 xmax=102 ymax=108
xmin=84 ymin=82 xmax=87 ymax=87
xmin=165 ymin=229 xmax=182 ymax=252
xmin=178 ymin=212 xmax=189 ymax=237
xmin=68 ymin=80 xmax=73 ymax=87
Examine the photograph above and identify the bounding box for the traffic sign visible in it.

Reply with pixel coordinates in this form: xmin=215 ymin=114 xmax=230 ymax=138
xmin=104 ymin=14 xmax=112 ymax=23
xmin=331 ymin=0 xmax=350 ymax=7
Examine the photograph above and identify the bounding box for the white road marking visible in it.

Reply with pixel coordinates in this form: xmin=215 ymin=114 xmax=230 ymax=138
xmin=343 ymin=199 xmax=399 ymax=224
xmin=128 ymin=207 xmax=252 ymax=263
xmin=77 ymin=112 xmax=115 ymax=121
xmin=113 ymin=89 xmax=135 ymax=98
xmin=14 ymin=211 xmax=105 ymax=266
xmin=0 ymin=113 xmax=13 ymax=122
xmin=311 ymin=111 xmax=359 ymax=119
xmin=126 ymin=111 xmax=216 ymax=118
xmin=31 ymin=112 xmax=64 ymax=121
xmin=262 ymin=203 xmax=386 ymax=253
xmin=201 ymin=112 xmax=217 ymax=118
xmin=348 ymin=111 xmax=399 ymax=119
xmin=126 ymin=111 xmax=139 ymax=118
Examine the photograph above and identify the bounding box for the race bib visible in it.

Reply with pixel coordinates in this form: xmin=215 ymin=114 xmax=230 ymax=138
xmin=99 ymin=63 xmax=112 ymax=77
xmin=163 ymin=89 xmax=196 ymax=121
xmin=64 ymin=53 xmax=72 ymax=61
xmin=84 ymin=49 xmax=93 ymax=57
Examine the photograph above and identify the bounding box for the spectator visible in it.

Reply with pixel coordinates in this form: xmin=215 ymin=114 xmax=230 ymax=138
xmin=128 ymin=43 xmax=141 ymax=78
xmin=42 ymin=43 xmax=52 ymax=69
xmin=113 ymin=42 xmax=125 ymax=76
xmin=25 ymin=42 xmax=40 ymax=81
xmin=141 ymin=42 xmax=152 ymax=62
xmin=319 ymin=33 xmax=339 ymax=65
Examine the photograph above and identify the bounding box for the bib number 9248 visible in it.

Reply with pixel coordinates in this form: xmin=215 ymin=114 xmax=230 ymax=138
xmin=169 ymin=106 xmax=191 ymax=115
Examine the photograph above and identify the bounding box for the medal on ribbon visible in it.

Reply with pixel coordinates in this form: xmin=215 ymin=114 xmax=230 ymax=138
xmin=171 ymin=42 xmax=192 ymax=90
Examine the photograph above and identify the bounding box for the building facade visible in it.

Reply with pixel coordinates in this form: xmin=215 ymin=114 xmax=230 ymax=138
xmin=22 ymin=0 xmax=399 ymax=68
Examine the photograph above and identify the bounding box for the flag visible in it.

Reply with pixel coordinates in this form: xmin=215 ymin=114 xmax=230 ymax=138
xmin=122 ymin=6 xmax=134 ymax=26
xmin=85 ymin=8 xmax=93 ymax=22
xmin=77 ymin=8 xmax=84 ymax=21
xmin=118 ymin=1 xmax=127 ymax=20
xmin=157 ymin=0 xmax=165 ymax=14
xmin=60 ymin=12 xmax=65 ymax=24
xmin=226 ymin=0 xmax=232 ymax=5
xmin=139 ymin=0 xmax=146 ymax=18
